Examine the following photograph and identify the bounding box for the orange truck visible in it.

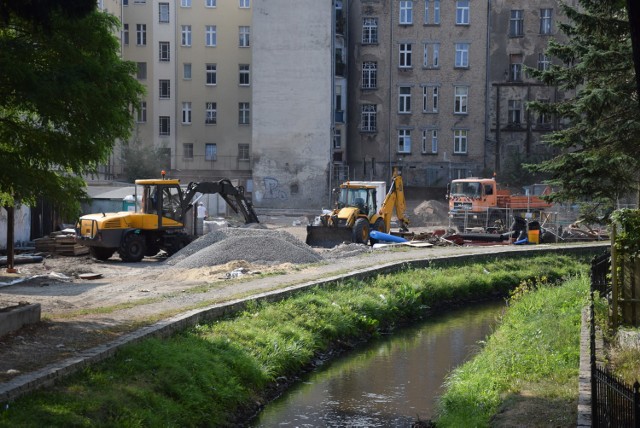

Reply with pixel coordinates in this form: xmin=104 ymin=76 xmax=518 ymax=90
xmin=447 ymin=177 xmax=552 ymax=232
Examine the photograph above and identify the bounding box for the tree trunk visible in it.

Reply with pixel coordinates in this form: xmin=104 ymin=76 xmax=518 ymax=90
xmin=5 ymin=205 xmax=15 ymax=272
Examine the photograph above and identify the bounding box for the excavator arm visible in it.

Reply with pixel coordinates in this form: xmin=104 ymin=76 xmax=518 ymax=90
xmin=379 ymin=170 xmax=409 ymax=232
xmin=182 ymin=179 xmax=260 ymax=224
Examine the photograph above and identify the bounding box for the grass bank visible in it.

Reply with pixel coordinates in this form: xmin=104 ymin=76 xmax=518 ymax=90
xmin=0 ymin=255 xmax=588 ymax=427
xmin=434 ymin=274 xmax=590 ymax=427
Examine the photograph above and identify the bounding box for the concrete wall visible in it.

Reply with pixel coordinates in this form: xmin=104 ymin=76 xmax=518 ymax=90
xmin=251 ymin=0 xmax=332 ymax=209
xmin=0 ymin=206 xmax=31 ymax=249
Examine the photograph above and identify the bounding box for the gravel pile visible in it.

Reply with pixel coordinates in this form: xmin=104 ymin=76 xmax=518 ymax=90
xmin=166 ymin=227 xmax=323 ymax=268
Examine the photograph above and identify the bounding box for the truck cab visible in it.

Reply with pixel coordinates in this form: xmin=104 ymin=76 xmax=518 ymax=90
xmin=448 ymin=178 xmax=498 ymax=213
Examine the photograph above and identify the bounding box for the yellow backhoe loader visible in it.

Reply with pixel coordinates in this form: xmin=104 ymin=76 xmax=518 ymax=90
xmin=306 ymin=168 xmax=409 ymax=247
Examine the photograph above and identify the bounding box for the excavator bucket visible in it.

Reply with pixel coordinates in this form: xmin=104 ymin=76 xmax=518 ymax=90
xmin=305 ymin=225 xmax=354 ymax=248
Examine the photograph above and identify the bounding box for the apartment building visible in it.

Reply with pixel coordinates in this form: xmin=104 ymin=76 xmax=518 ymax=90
xmin=347 ymin=0 xmax=488 ymax=188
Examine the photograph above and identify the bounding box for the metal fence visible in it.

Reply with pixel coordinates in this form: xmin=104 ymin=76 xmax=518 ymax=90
xmin=591 ymin=252 xmax=640 ymax=427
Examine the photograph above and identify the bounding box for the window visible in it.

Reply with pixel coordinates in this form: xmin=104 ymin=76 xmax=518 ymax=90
xmin=181 ymin=25 xmax=191 ymax=46
xmin=136 ymin=62 xmax=147 ymax=79
xmin=136 ymin=24 xmax=146 ymax=45
xmin=159 ymin=116 xmax=170 ymax=136
xmin=510 ymin=10 xmax=523 ymax=37
xmin=509 ymin=54 xmax=523 ymax=81
xmin=333 ymin=129 xmax=342 ymax=149
xmin=159 ymin=3 xmax=169 ymax=23
xmin=239 ymin=26 xmax=250 ymax=47
xmin=422 ymin=85 xmax=438 ymax=113
xmin=423 ymin=43 xmax=440 ymax=68
xmin=239 ymin=64 xmax=250 ymax=85
xmin=399 ymin=1 xmax=413 ymax=25
xmin=123 ymin=0 xmax=128 ymax=5
xmin=184 ymin=63 xmax=192 ymax=79
xmin=398 ymin=129 xmax=411 ymax=153
xmin=206 ymin=0 xmax=216 ymax=7
xmin=540 ymin=8 xmax=553 ymax=35
xmin=399 ymin=43 xmax=412 ymax=68
xmin=159 ymin=41 xmax=170 ymax=61
xmin=206 ymin=64 xmax=217 ymax=85
xmin=239 ymin=0 xmax=250 ymax=8
xmin=425 ymin=0 xmax=440 ymax=24
xmin=238 ymin=144 xmax=250 ymax=161
xmin=508 ymin=100 xmax=522 ymax=125
xmin=453 ymin=129 xmax=468 ymax=154
xmin=183 ymin=143 xmax=194 ymax=159
xmin=455 ymin=43 xmax=469 ymax=68
xmin=205 ymin=102 xmax=217 ymax=124
xmin=181 ymin=0 xmax=191 ymax=7
xmin=239 ymin=102 xmax=250 ymax=124
xmin=205 ymin=143 xmax=217 ymax=161
xmin=456 ymin=0 xmax=469 ymax=25
xmin=361 ymin=104 xmax=377 ymax=132
xmin=362 ymin=18 xmax=378 ymax=44
xmin=422 ymin=129 xmax=438 ymax=154
xmin=205 ymin=25 xmax=217 ymax=47
xmin=537 ymin=53 xmax=550 ymax=71
xmin=182 ymin=102 xmax=192 ymax=124
xmin=136 ymin=101 xmax=147 ymax=123
xmin=159 ymin=80 xmax=170 ymax=99
xmin=123 ymin=23 xmax=129 ymax=45
xmin=536 ymin=99 xmax=551 ymax=126
xmin=454 ymin=86 xmax=468 ymax=114
xmin=398 ymin=86 xmax=411 ymax=113
xmin=362 ymin=61 xmax=377 ymax=89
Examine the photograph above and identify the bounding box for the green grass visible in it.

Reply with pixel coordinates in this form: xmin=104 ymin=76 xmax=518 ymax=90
xmin=0 ymin=254 xmax=589 ymax=427
xmin=434 ymin=274 xmax=590 ymax=427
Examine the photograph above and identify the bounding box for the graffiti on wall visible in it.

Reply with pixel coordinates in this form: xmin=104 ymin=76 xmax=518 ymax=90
xmin=255 ymin=177 xmax=288 ymax=203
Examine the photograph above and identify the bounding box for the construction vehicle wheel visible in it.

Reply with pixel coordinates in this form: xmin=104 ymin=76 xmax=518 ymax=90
xmin=353 ymin=218 xmax=370 ymax=244
xmin=119 ymin=233 xmax=146 ymax=262
xmin=369 ymin=218 xmax=385 ymax=245
xmin=90 ymin=247 xmax=115 ymax=261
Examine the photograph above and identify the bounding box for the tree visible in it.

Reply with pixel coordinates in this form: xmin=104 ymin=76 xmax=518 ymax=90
xmin=526 ymin=0 xmax=640 ymax=221
xmin=0 ymin=0 xmax=144 ymax=218
xmin=120 ymin=142 xmax=171 ymax=183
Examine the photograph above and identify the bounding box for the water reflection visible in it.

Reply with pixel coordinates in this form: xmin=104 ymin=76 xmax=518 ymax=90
xmin=251 ymin=301 xmax=503 ymax=427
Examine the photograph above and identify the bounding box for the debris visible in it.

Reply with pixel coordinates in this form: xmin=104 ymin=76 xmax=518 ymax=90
xmin=78 ymin=273 xmax=103 ymax=280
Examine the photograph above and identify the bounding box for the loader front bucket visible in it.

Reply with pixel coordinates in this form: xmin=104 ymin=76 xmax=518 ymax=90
xmin=305 ymin=225 xmax=354 ymax=248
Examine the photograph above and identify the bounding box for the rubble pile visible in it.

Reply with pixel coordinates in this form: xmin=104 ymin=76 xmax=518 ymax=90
xmin=413 ymin=200 xmax=450 ymax=226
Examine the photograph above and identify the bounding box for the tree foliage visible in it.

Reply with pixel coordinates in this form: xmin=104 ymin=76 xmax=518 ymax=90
xmin=0 ymin=0 xmax=144 ymax=217
xmin=527 ymin=0 xmax=640 ymax=219
xmin=120 ymin=143 xmax=170 ymax=183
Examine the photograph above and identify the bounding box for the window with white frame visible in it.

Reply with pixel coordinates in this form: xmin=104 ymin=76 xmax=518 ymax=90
xmin=183 ymin=143 xmax=194 ymax=159
xmin=123 ymin=23 xmax=129 ymax=45
xmin=239 ymin=0 xmax=250 ymax=8
xmin=205 ymin=25 xmax=216 ymax=47
xmin=540 ymin=8 xmax=553 ymax=34
xmin=181 ymin=0 xmax=191 ymax=7
xmin=206 ymin=0 xmax=216 ymax=7
xmin=238 ymin=144 xmax=250 ymax=161
xmin=205 ymin=102 xmax=217 ymax=124
xmin=453 ymin=129 xmax=468 ymax=154
xmin=181 ymin=25 xmax=191 ymax=46
xmin=205 ymin=143 xmax=217 ymax=161
xmin=399 ymin=43 xmax=412 ymax=68
xmin=423 ymin=42 xmax=440 ymax=68
xmin=239 ymin=26 xmax=250 ymax=47
xmin=184 ymin=63 xmax=192 ymax=79
xmin=206 ymin=64 xmax=216 ymax=85
xmin=398 ymin=86 xmax=411 ymax=113
xmin=456 ymin=0 xmax=469 ymax=25
xmin=159 ymin=79 xmax=170 ymax=99
xmin=455 ymin=43 xmax=469 ymax=68
xmin=136 ymin=101 xmax=147 ymax=123
xmin=333 ymin=129 xmax=342 ymax=149
xmin=159 ymin=41 xmax=170 ymax=61
xmin=239 ymin=64 xmax=250 ymax=85
xmin=536 ymin=99 xmax=551 ymax=126
xmin=398 ymin=129 xmax=411 ymax=153
xmin=159 ymin=3 xmax=169 ymax=23
xmin=182 ymin=102 xmax=192 ymax=124
xmin=399 ymin=1 xmax=413 ymax=25
xmin=362 ymin=18 xmax=378 ymax=44
xmin=159 ymin=116 xmax=170 ymax=136
xmin=508 ymin=99 xmax=522 ymax=125
xmin=537 ymin=53 xmax=550 ymax=71
xmin=422 ymin=85 xmax=438 ymax=113
xmin=136 ymin=24 xmax=146 ymax=45
xmin=454 ymin=86 xmax=468 ymax=114
xmin=136 ymin=62 xmax=146 ymax=79
xmin=422 ymin=129 xmax=438 ymax=154
xmin=239 ymin=102 xmax=250 ymax=124
xmin=509 ymin=54 xmax=523 ymax=81
xmin=361 ymin=104 xmax=377 ymax=132
xmin=510 ymin=10 xmax=523 ymax=37
xmin=362 ymin=61 xmax=377 ymax=89
xmin=425 ymin=0 xmax=441 ymax=24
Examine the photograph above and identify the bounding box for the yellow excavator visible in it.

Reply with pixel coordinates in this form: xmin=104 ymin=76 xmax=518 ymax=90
xmin=306 ymin=168 xmax=409 ymax=247
xmin=76 ymin=173 xmax=259 ymax=262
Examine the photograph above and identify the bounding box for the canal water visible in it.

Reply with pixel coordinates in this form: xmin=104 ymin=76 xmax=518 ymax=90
xmin=250 ymin=301 xmax=504 ymax=427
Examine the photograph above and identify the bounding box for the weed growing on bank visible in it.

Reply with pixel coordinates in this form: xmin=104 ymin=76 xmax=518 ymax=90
xmin=434 ymin=275 xmax=590 ymax=427
xmin=0 ymin=255 xmax=588 ymax=427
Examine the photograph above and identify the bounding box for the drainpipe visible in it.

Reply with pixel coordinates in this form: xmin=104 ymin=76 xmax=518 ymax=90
xmin=330 ymin=0 xmax=336 ymax=205
xmin=388 ymin=0 xmax=393 ymax=182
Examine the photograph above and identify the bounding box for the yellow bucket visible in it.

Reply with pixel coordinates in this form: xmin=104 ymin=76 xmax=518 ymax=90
xmin=527 ymin=229 xmax=540 ymax=244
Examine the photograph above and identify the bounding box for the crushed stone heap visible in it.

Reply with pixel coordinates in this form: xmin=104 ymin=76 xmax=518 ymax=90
xmin=166 ymin=228 xmax=323 ymax=268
